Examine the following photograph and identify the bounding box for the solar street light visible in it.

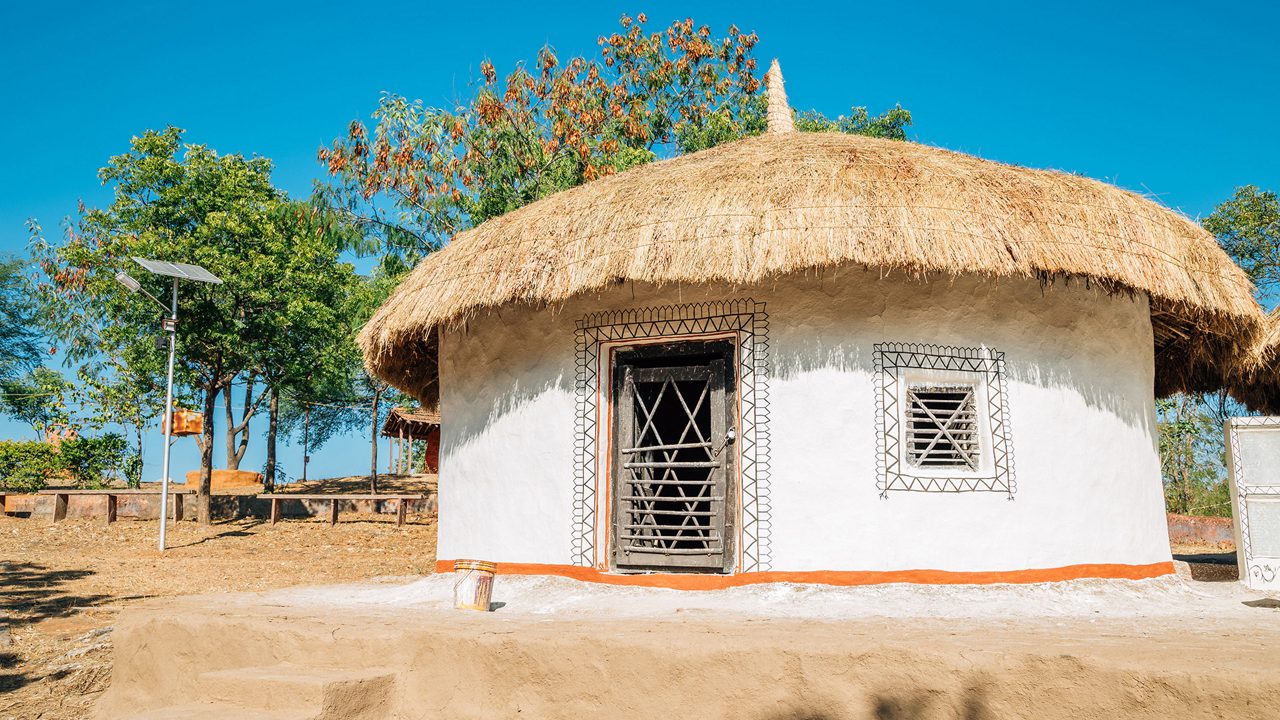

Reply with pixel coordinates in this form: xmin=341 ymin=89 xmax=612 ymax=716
xmin=118 ymin=257 xmax=222 ymax=551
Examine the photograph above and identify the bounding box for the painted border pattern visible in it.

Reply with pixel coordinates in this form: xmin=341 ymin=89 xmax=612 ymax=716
xmin=1226 ymin=416 xmax=1280 ymax=587
xmin=573 ymin=300 xmax=772 ymax=572
xmin=874 ymin=343 xmax=1015 ymax=498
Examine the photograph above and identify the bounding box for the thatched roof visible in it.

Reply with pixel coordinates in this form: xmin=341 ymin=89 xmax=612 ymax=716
xmin=361 ymin=63 xmax=1265 ymax=407
xmin=1230 ymin=309 xmax=1280 ymax=413
xmin=381 ymin=407 xmax=441 ymax=439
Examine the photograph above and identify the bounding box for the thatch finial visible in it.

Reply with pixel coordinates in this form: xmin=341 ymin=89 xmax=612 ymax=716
xmin=765 ymin=59 xmax=794 ymax=134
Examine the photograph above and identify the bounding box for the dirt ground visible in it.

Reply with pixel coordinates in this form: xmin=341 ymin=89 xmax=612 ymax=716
xmin=0 ymin=508 xmax=437 ymax=720
xmin=102 ymin=564 xmax=1280 ymax=720
xmin=0 ymin=506 xmax=1262 ymax=720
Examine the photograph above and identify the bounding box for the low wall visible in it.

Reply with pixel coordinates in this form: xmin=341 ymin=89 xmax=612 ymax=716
xmin=1167 ymin=513 xmax=1235 ymax=548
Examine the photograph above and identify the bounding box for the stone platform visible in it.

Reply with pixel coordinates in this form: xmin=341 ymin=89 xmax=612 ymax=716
xmin=95 ymin=575 xmax=1280 ymax=720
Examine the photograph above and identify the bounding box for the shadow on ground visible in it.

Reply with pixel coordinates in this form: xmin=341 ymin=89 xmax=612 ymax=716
xmin=0 ymin=562 xmax=109 ymax=624
xmin=1173 ymin=552 xmax=1239 ymax=582
xmin=0 ymin=561 xmax=128 ymax=693
xmin=166 ymin=518 xmax=265 ymax=549
xmin=765 ymin=684 xmax=991 ymax=720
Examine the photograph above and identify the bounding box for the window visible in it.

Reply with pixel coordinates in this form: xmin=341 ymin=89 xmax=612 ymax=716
xmin=873 ymin=343 xmax=1014 ymax=496
xmin=906 ymin=384 xmax=978 ymax=469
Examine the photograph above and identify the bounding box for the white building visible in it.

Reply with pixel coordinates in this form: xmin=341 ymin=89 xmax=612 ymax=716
xmin=361 ymin=63 xmax=1265 ymax=588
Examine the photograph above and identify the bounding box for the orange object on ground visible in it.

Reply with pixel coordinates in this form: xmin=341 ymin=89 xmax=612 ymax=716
xmin=184 ymin=469 xmax=264 ymax=490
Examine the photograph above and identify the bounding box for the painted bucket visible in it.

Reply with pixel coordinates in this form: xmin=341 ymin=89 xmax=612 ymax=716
xmin=452 ymin=560 xmax=497 ymax=611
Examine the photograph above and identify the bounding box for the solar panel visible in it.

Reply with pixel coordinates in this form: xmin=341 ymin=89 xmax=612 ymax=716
xmin=132 ymin=257 xmax=223 ymax=284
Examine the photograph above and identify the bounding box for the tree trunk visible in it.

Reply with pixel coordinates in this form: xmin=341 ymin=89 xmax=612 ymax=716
xmin=198 ymin=381 xmax=218 ymax=525
xmin=264 ymin=387 xmax=279 ymax=493
xmin=132 ymin=421 xmax=144 ymax=489
xmin=1178 ymin=396 xmax=1192 ymax=515
xmin=223 ymin=375 xmax=262 ymax=471
xmin=370 ymin=387 xmax=382 ymax=494
xmin=302 ymin=404 xmax=310 ymax=483
xmin=223 ymin=383 xmax=239 ymax=470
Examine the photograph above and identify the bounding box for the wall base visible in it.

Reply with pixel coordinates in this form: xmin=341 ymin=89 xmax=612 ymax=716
xmin=434 ymin=559 xmax=1175 ymax=590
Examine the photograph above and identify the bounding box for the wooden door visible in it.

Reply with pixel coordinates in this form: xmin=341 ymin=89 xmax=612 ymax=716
xmin=611 ymin=342 xmax=735 ymax=572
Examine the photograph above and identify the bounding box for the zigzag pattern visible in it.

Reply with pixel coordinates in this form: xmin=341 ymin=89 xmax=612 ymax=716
xmin=572 ymin=300 xmax=773 ymax=571
xmin=874 ymin=342 xmax=1015 ymax=498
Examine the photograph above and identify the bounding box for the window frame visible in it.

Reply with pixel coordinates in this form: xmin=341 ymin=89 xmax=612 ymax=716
xmin=874 ymin=343 xmax=1014 ymax=497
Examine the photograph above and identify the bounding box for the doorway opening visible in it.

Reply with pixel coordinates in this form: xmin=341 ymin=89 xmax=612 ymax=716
xmin=610 ymin=339 xmax=736 ymax=573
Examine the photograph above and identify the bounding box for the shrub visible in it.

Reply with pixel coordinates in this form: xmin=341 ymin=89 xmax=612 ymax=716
xmin=0 ymin=441 xmax=62 ymax=492
xmin=59 ymin=434 xmax=129 ymax=488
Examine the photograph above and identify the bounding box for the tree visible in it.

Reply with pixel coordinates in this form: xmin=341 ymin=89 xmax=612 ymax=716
xmin=33 ymin=127 xmax=289 ymax=523
xmin=345 ymin=271 xmax=406 ymax=492
xmin=1151 ymin=184 xmax=1280 ymax=518
xmin=1204 ymin=185 xmax=1280 ymax=297
xmin=0 ymin=367 xmax=76 ymax=439
xmin=1156 ymin=395 xmax=1230 ymax=516
xmin=321 ymin=14 xmax=911 ymax=268
xmin=0 ymin=256 xmax=43 ymax=388
xmin=254 ymin=199 xmax=365 ymax=491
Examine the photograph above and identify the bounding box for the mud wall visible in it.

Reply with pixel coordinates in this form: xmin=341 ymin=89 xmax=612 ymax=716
xmin=438 ymin=269 xmax=1170 ymax=576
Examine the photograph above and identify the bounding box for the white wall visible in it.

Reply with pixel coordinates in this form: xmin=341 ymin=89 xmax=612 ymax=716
xmin=437 ymin=268 xmax=1171 ymax=573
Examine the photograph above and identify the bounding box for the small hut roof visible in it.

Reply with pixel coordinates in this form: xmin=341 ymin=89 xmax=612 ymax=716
xmin=1231 ymin=309 xmax=1280 ymax=413
xmin=361 ymin=65 xmax=1265 ymax=407
xmin=381 ymin=407 xmax=441 ymax=440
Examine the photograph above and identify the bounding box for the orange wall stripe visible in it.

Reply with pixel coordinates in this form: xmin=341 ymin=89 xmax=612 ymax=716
xmin=434 ymin=560 xmax=1175 ymax=589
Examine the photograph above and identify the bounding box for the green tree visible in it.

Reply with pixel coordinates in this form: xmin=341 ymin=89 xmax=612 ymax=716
xmin=33 ymin=127 xmax=294 ymax=522
xmin=346 ymin=271 xmax=408 ymax=492
xmin=255 ymin=200 xmax=364 ymax=491
xmin=1153 ymin=184 xmax=1280 ymax=518
xmin=1204 ymin=185 xmax=1280 ymax=296
xmin=0 ymin=256 xmax=43 ymax=388
xmin=1156 ymin=395 xmax=1230 ymax=517
xmin=0 ymin=367 xmax=76 ymax=439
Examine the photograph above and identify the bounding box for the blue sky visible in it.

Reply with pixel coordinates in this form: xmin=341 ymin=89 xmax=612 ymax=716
xmin=2 ymin=1 xmax=1277 ymax=481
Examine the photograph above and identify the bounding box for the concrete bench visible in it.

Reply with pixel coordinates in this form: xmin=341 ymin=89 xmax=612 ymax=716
xmin=37 ymin=488 xmax=197 ymax=523
xmin=257 ymin=493 xmax=427 ymax=526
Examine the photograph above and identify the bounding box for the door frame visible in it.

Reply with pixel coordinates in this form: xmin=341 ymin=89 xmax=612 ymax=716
xmin=602 ymin=335 xmax=740 ymax=574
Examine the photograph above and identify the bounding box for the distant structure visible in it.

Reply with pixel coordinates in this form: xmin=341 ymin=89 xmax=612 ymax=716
xmin=359 ymin=62 xmax=1268 ymax=587
xmin=381 ymin=407 xmax=441 ymax=475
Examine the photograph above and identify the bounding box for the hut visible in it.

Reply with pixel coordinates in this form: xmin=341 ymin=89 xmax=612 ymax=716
xmin=381 ymin=407 xmax=442 ymax=474
xmin=359 ymin=62 xmax=1267 ymax=587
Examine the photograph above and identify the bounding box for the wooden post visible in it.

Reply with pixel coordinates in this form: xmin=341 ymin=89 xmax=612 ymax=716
xmin=407 ymin=439 xmax=414 ymax=476
xmin=329 ymin=498 xmax=339 ymax=526
xmin=270 ymin=497 xmax=281 ymax=525
xmin=51 ymin=493 xmax=68 ymax=522
xmin=397 ymin=498 xmax=408 ymax=526
xmin=173 ymin=493 xmax=185 ymax=522
xmin=105 ymin=494 xmax=118 ymax=525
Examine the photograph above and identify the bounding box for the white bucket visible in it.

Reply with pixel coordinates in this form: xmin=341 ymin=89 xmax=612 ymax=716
xmin=452 ymin=560 xmax=497 ymax=611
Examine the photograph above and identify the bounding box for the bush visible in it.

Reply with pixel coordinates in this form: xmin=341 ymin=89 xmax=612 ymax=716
xmin=59 ymin=434 xmax=129 ymax=488
xmin=0 ymin=441 xmax=62 ymax=492
xmin=0 ymin=433 xmax=132 ymax=492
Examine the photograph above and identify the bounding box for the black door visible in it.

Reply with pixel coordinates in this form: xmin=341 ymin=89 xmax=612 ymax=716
xmin=611 ymin=340 xmax=735 ymax=572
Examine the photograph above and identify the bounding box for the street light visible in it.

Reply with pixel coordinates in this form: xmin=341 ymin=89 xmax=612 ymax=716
xmin=116 ymin=257 xmax=222 ymax=551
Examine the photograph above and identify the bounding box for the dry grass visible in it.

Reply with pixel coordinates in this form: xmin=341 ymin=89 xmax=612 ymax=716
xmin=359 ymin=70 xmax=1264 ymax=407
xmin=1232 ymin=308 xmax=1280 ymax=412
xmin=0 ymin=511 xmax=437 ymax=719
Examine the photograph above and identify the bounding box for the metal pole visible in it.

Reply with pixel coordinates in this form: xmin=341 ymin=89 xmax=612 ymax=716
xmin=158 ymin=278 xmax=178 ymax=552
